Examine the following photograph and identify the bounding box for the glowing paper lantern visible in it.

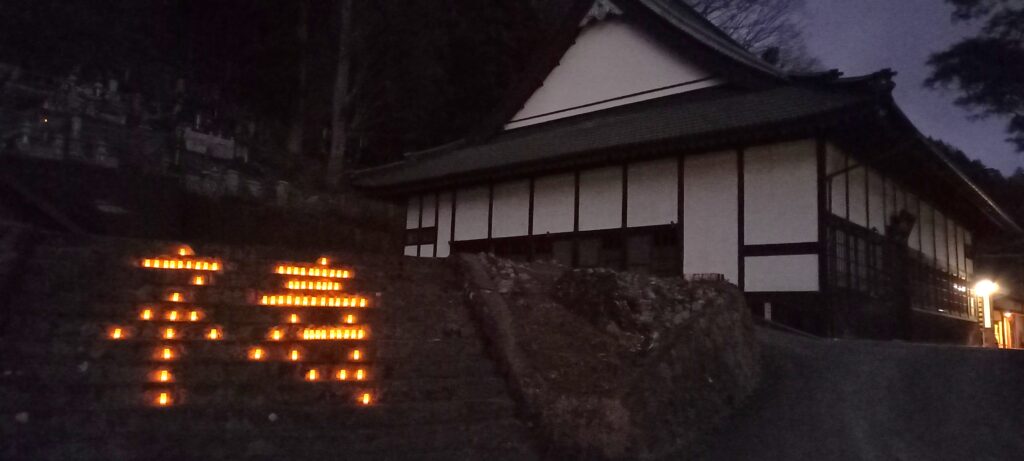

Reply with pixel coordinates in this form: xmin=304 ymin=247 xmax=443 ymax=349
xmin=152 ymin=369 xmax=173 ymax=383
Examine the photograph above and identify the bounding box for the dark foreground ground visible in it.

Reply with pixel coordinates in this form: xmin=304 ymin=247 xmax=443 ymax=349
xmin=697 ymin=328 xmax=1024 ymax=461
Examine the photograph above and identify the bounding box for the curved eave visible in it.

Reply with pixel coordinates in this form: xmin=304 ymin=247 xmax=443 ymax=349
xmin=354 ymin=102 xmax=876 ymax=196
xmin=884 ymin=100 xmax=1023 ymax=235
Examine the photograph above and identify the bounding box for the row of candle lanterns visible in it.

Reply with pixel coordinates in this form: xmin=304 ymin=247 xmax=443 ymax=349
xmin=115 ymin=248 xmax=375 ymax=407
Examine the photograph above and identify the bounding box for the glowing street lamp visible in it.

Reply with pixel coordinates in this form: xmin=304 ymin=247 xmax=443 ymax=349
xmin=975 ymin=279 xmax=999 ymax=329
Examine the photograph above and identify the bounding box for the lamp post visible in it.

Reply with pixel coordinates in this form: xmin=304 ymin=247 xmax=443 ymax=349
xmin=974 ymin=279 xmax=1000 ymax=347
xmin=975 ymin=279 xmax=999 ymax=329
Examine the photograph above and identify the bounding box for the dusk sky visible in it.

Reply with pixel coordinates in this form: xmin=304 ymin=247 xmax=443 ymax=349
xmin=801 ymin=0 xmax=1024 ymax=174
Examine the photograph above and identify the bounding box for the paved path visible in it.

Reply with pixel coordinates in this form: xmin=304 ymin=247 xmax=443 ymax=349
xmin=697 ymin=328 xmax=1024 ymax=461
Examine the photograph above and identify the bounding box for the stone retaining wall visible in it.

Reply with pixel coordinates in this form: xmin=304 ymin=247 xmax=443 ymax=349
xmin=459 ymin=253 xmax=761 ymax=459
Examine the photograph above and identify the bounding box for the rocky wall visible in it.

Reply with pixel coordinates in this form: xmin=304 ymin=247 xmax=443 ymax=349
xmin=459 ymin=254 xmax=761 ymax=459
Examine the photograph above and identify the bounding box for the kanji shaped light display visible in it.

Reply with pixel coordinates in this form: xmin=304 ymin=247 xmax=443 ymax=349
xmin=105 ymin=248 xmax=375 ymax=407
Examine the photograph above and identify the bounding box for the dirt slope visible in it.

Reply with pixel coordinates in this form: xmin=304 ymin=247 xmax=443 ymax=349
xmin=696 ymin=328 xmax=1024 ymax=461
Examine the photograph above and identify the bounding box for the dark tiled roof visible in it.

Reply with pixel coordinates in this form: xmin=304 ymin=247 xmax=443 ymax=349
xmin=355 ymin=83 xmax=878 ymax=189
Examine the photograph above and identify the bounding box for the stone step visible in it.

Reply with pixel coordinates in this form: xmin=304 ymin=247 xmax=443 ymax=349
xmin=2 ymin=339 xmax=373 ymax=364
xmin=0 ymin=398 xmax=520 ymax=434
xmin=15 ymin=266 xmax=379 ymax=294
xmin=0 ymin=375 xmax=510 ymax=413
xmin=3 ymin=303 xmax=381 ymax=331
xmin=4 ymin=416 xmax=535 ymax=461
xmin=0 ymin=380 xmax=378 ymax=411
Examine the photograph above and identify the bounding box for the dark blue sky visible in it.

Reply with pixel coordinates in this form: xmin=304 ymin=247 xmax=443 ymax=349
xmin=802 ymin=0 xmax=1024 ymax=174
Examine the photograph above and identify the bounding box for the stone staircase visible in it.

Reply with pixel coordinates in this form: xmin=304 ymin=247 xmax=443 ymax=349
xmin=0 ymin=231 xmax=538 ymax=460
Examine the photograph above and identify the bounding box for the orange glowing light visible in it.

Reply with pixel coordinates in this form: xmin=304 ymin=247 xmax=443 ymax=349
xmin=140 ymin=258 xmax=221 ymax=272
xmin=159 ymin=347 xmax=175 ymax=360
xmin=285 ymin=280 xmax=343 ymax=291
xmin=156 ymin=392 xmax=172 ymax=406
xmin=258 ymin=295 xmax=367 ymax=308
xmin=154 ymin=369 xmax=173 ymax=382
xmin=269 ymin=329 xmax=284 ymax=341
xmin=288 ymin=313 xmax=300 ymax=324
xmin=191 ymin=275 xmax=205 ymax=286
xmin=168 ymin=292 xmax=183 ymax=302
xmin=189 ymin=310 xmax=201 ymax=322
xmin=166 ymin=310 xmax=180 ymax=321
xmin=163 ymin=328 xmax=176 ymax=340
xmin=289 ymin=349 xmax=301 ymax=361
xmin=345 ymin=314 xmax=355 ymax=324
xmin=177 ymin=246 xmax=194 ymax=256
xmin=336 ymin=369 xmax=348 ymax=381
xmin=206 ymin=328 xmax=221 ymax=340
xmin=109 ymin=327 xmax=124 ymax=339
xmin=351 ymin=349 xmax=362 ymax=361
xmin=140 ymin=308 xmax=154 ymax=320
xmin=359 ymin=393 xmax=371 ymax=405
xmin=248 ymin=347 xmax=265 ymax=360
xmin=300 ymin=327 xmax=367 ymax=341
xmin=305 ymin=369 xmax=319 ymax=381
xmin=273 ymin=263 xmax=352 ymax=279
xmin=355 ymin=369 xmax=365 ymax=381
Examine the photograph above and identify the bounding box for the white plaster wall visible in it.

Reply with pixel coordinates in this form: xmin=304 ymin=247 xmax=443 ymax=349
xmin=827 ymin=146 xmax=847 ymax=218
xmin=956 ymin=225 xmax=966 ymax=277
xmin=506 ymin=20 xmax=719 ymax=129
xmin=919 ymin=202 xmax=935 ymax=261
xmin=745 ymin=254 xmax=819 ymax=292
xmin=436 ymin=192 xmax=453 ymax=258
xmin=579 ymin=166 xmax=623 ymax=231
xmin=533 ymin=173 xmax=576 ymax=234
xmin=627 ymin=158 xmax=678 ymax=227
xmin=908 ymin=193 xmax=921 ymax=251
xmin=847 ymin=166 xmax=868 ymax=227
xmin=744 ymin=140 xmax=818 ymax=244
xmin=454 ymin=186 xmax=489 ymax=241
xmin=935 ymin=211 xmax=948 ymax=271
xmin=894 ymin=182 xmax=907 ymax=213
xmin=406 ymin=196 xmax=420 ymax=229
xmin=491 ymin=180 xmax=531 ymax=238
xmin=867 ymin=169 xmax=886 ymax=235
xmin=966 ymin=229 xmax=974 ymax=276
xmin=683 ymin=151 xmax=738 ymax=283
xmin=887 ymin=178 xmax=907 ymax=218
xmin=421 ymin=194 xmax=436 ymax=227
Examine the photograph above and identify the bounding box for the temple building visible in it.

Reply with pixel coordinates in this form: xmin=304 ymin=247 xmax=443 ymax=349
xmin=354 ymin=0 xmax=1022 ymax=341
